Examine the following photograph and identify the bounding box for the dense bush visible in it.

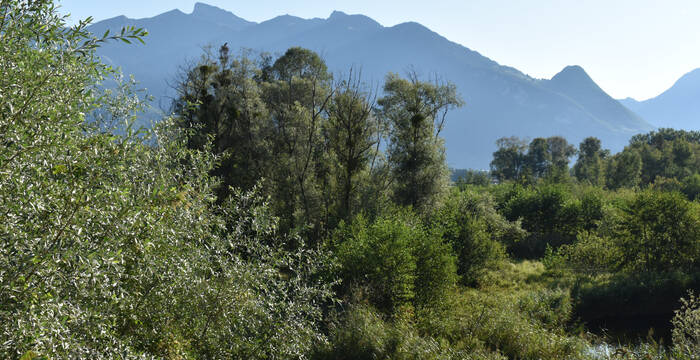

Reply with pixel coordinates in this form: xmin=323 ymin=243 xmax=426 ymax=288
xmin=432 ymin=189 xmax=522 ymax=285
xmin=616 ymin=190 xmax=700 ymax=273
xmin=333 ymin=211 xmax=457 ymax=314
xmin=517 ymin=288 xmax=573 ymax=330
xmin=671 ymin=291 xmax=700 ymax=357
xmin=499 ymin=184 xmax=602 ymax=258
xmin=0 ymin=2 xmax=334 ymax=358
xmin=543 ymin=231 xmax=620 ymax=274
xmin=417 ymin=290 xmax=588 ymax=360
xmin=313 ymin=306 xmax=502 ymax=360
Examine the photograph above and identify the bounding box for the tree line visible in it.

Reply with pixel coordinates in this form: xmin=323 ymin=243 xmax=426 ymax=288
xmin=488 ymin=128 xmax=700 ymax=198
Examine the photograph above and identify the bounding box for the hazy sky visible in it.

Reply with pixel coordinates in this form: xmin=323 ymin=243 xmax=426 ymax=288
xmin=57 ymin=0 xmax=700 ymax=101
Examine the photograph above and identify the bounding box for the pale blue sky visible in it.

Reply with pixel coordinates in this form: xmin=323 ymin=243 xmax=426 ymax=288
xmin=57 ymin=0 xmax=700 ymax=101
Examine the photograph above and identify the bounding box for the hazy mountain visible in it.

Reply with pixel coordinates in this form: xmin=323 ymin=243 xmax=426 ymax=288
xmin=542 ymin=65 xmax=649 ymax=133
xmin=88 ymin=2 xmax=654 ymax=168
xmin=620 ymin=68 xmax=700 ymax=130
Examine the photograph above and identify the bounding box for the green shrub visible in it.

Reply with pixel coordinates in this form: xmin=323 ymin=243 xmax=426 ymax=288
xmin=500 ymin=184 xmax=576 ymax=258
xmin=315 ymin=306 xmax=506 ymax=360
xmin=545 ymin=231 xmax=620 ymax=274
xmin=414 ymin=227 xmax=459 ymax=307
xmin=334 ymin=211 xmax=457 ymax=314
xmin=517 ymin=288 xmax=573 ymax=330
xmin=334 ymin=214 xmax=417 ymax=314
xmin=616 ymin=190 xmax=700 ymax=273
xmin=498 ymin=184 xmax=612 ymax=259
xmin=418 ymin=290 xmax=589 ymax=360
xmin=682 ymin=173 xmax=700 ymax=201
xmin=433 ymin=189 xmax=521 ymax=285
xmin=652 ymin=176 xmax=685 ymax=194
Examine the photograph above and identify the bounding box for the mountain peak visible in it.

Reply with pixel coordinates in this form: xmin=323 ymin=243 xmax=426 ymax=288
xmin=269 ymin=14 xmax=305 ymax=22
xmin=393 ymin=21 xmax=429 ymax=31
xmin=626 ymin=67 xmax=700 ymax=129
xmin=553 ymin=65 xmax=589 ymax=79
xmin=193 ymin=2 xmax=217 ymax=13
xmin=549 ymin=65 xmax=599 ymax=89
xmin=160 ymin=9 xmax=186 ymax=17
xmin=325 ymin=10 xmax=382 ymax=30
xmin=192 ymin=2 xmax=221 ymax=13
xmin=329 ymin=10 xmax=348 ymax=19
xmin=190 ymin=2 xmax=254 ymax=30
xmin=100 ymin=14 xmax=128 ymax=23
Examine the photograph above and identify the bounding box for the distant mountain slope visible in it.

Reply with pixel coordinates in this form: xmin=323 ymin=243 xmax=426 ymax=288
xmin=620 ymin=69 xmax=700 ymax=130
xmin=88 ymin=2 xmax=654 ymax=168
xmin=542 ymin=66 xmax=650 ymax=133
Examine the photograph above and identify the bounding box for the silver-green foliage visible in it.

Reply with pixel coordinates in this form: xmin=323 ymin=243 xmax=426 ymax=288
xmin=0 ymin=1 xmax=333 ymax=358
xmin=672 ymin=291 xmax=700 ymax=358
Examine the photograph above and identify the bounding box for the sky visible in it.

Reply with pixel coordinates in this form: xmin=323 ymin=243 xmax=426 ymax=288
xmin=57 ymin=0 xmax=700 ymax=101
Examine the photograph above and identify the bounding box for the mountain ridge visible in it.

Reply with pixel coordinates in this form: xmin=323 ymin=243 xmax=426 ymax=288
xmin=88 ymin=4 xmax=654 ymax=168
xmin=619 ymin=68 xmax=700 ymax=130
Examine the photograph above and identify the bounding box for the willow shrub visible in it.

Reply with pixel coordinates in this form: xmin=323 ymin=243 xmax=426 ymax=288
xmin=0 ymin=1 xmax=334 ymax=358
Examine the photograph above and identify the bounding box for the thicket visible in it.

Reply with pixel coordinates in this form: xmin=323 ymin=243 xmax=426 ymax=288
xmin=2 ymin=1 xmax=700 ymax=359
xmin=1 ymin=2 xmax=333 ymax=358
xmin=487 ymin=136 xmax=700 ymax=353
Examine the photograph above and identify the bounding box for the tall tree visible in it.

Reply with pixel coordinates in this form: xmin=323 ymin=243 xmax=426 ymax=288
xmin=605 ymin=149 xmax=642 ymax=189
xmin=172 ymin=46 xmax=271 ymax=198
xmin=628 ymin=128 xmax=700 ymax=186
xmin=546 ymin=136 xmax=576 ymax=181
xmin=525 ymin=137 xmax=551 ymax=179
xmin=378 ymin=72 xmax=464 ymax=213
xmin=263 ymin=47 xmax=334 ymax=238
xmin=490 ymin=136 xmax=528 ymax=182
xmin=324 ymin=70 xmax=382 ymax=224
xmin=573 ymin=137 xmax=607 ymax=185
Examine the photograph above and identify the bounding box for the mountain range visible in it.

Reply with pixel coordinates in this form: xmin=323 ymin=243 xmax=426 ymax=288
xmin=620 ymin=69 xmax=700 ymax=131
xmin=88 ymin=2 xmax=673 ymax=169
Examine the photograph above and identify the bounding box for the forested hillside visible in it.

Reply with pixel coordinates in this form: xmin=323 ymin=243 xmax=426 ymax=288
xmin=1 ymin=1 xmax=699 ymax=359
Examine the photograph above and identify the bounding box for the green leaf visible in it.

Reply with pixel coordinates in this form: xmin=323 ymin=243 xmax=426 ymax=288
xmin=52 ymin=164 xmax=67 ymax=175
xmin=20 ymin=351 xmax=39 ymax=360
